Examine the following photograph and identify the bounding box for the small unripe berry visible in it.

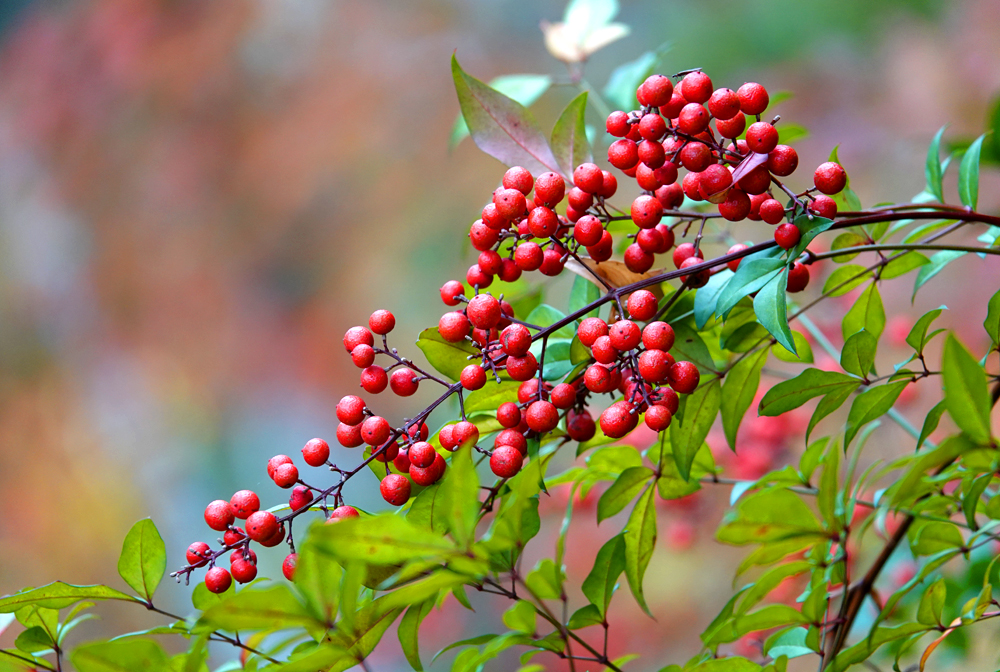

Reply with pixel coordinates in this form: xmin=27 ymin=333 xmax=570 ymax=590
xmin=205 ymin=567 xmax=232 ymax=594
xmin=736 ymin=82 xmax=769 ymax=115
xmin=390 ymin=368 xmax=419 ymax=397
xmin=627 ymin=290 xmax=658 ymax=321
xmin=460 ymin=364 xmax=487 ymax=390
xmin=282 ymin=553 xmax=298 ymax=581
xmin=368 ymin=309 xmax=395 ymax=335
xmin=813 ymin=162 xmax=847 ymax=195
xmin=380 ymin=474 xmax=411 ymax=506
xmin=272 ymin=463 xmax=299 ymax=489
xmin=246 ymin=510 xmax=278 ymax=542
xmin=301 ymin=438 xmax=330 ymax=467
xmin=438 ymin=311 xmax=471 ymax=342
xmin=669 ymin=361 xmax=700 ymax=394
xmin=229 ymin=490 xmax=260 ymax=520
xmin=774 ymin=223 xmax=801 ymax=250
xmin=490 ymin=445 xmax=524 ymax=478
xmin=328 ymin=505 xmax=360 ymax=522
xmin=360 ymin=366 xmax=388 ymax=394
xmin=186 ymin=542 xmax=211 ymax=567
xmin=337 ymin=422 xmax=363 ymax=448
xmin=289 ymin=485 xmax=313 ymax=512
xmin=343 ymin=326 xmax=373 ymax=353
xmin=525 ymin=400 xmax=559 ymax=433
xmin=267 ymin=454 xmax=293 ymax=479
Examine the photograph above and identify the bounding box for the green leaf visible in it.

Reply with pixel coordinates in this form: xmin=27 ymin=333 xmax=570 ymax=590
xmin=308 ymin=513 xmax=456 ymax=565
xmin=771 ymin=331 xmax=813 ymax=363
xmin=451 ymin=56 xmax=562 ymax=176
xmin=14 ymin=626 xmax=52 ymax=654
xmin=788 ymin=214 xmax=835 ymax=259
xmin=925 ymin=126 xmax=947 ymax=202
xmin=294 ymin=537 xmax=342 ymax=623
xmin=526 ymin=304 xmax=575 ymax=339
xmin=671 ymin=379 xmax=721 ymax=480
xmin=716 ymin=488 xmax=823 ymax=546
xmin=502 ymin=600 xmax=536 ymax=634
xmin=398 ymin=600 xmax=433 ymax=671
xmin=550 ymin=91 xmax=591 ymax=177
xmin=0 ymin=583 xmax=138 ymax=613
xmin=806 ymin=384 xmax=855 ymax=442
xmin=753 ymin=268 xmax=795 ymax=354
xmin=440 ymin=445 xmax=479 ymax=547
xmin=917 ymin=400 xmax=946 ymax=451
xmin=880 ymin=251 xmax=929 ymax=279
xmin=416 ymin=327 xmax=479 ymax=382
xmin=942 ymin=334 xmax=992 ymax=444
xmin=568 ymin=274 xmax=601 ymax=317
xmin=759 ymin=369 xmax=859 ymax=416
xmin=822 ymin=265 xmax=873 ymax=297
xmin=958 ymin=133 xmax=986 ymax=209
xmin=117 ymin=519 xmax=166 ymax=603
xmin=908 ymin=520 xmax=964 ymax=556
xmin=840 ymin=330 xmax=877 ymax=377
xmin=190 ymin=582 xmax=229 ymax=611
xmin=525 ymin=558 xmax=562 ymax=600
xmin=721 ymin=349 xmax=768 ymax=450
xmin=464 ymin=381 xmax=519 ymax=415
xmin=841 ymin=282 xmax=884 ymax=341
xmin=623 ymin=487 xmax=657 ymax=616
xmin=567 ymin=604 xmax=604 ymax=630
xmin=199 ymin=585 xmax=321 ymax=632
xmin=715 ymin=256 xmax=785 ymax=319
xmin=986 ymin=287 xmax=1000 ymax=349
xmin=671 ymin=323 xmax=716 ymax=372
xmin=817 ymin=443 xmax=840 ymax=528
xmin=694 ymin=269 xmax=733 ymax=329
xmin=964 ymin=473 xmax=991 ymax=531
xmin=916 ymin=577 xmax=946 ymax=626
xmin=844 ymin=382 xmax=906 ymax=449
xmin=603 ymin=44 xmax=669 ymax=111
xmin=581 ymin=534 xmax=625 ymax=618
xmin=906 ymin=308 xmax=945 ymax=354
xmin=829 ymin=233 xmax=867 ymax=263
xmin=914 ymin=250 xmax=966 ymax=299
xmin=597 ymin=466 xmax=654 ymax=523
xmin=71 ymin=638 xmax=169 ymax=672
xmin=450 ymin=74 xmax=551 ymax=148
xmin=703 ymin=604 xmax=808 ymax=645
xmin=828 ymin=623 xmax=930 ymax=672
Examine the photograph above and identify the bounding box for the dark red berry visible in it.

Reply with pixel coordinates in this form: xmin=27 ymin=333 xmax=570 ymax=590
xmin=809 ymin=195 xmax=837 ymax=219
xmin=495 ymin=428 xmax=528 ymax=455
xmin=775 ymin=223 xmax=801 ymax=250
xmin=787 ymin=262 xmax=810 ymax=293
xmin=746 ymin=122 xmax=779 ymax=154
xmin=282 ymin=553 xmax=298 ymax=581
xmin=490 ymin=445 xmax=524 ymax=478
xmin=607 ymin=139 xmax=639 ymax=171
xmin=452 ymin=420 xmax=480 ymax=449
xmin=627 ymin=290 xmax=658 ymax=321
xmin=814 ymin=162 xmax=847 ymax=195
xmin=669 ymin=361 xmax=700 ymax=394
xmin=641 ymin=321 xmax=675 ymax=351
xmin=645 ymin=405 xmax=673 ymax=431
xmin=715 ymin=112 xmax=746 ymax=139
xmin=719 ymin=189 xmax=751 ymax=221
xmin=672 ymin=243 xmax=702 ymax=269
xmin=578 ymin=317 xmax=608 ymax=347
xmin=679 ymin=256 xmax=710 ymax=288
xmin=767 ymin=145 xmax=798 ymax=176
xmin=246 ymin=511 xmax=278 ymax=542
xmin=600 ymin=402 xmax=635 ymax=439
xmin=631 ymin=194 xmax=663 ymax=229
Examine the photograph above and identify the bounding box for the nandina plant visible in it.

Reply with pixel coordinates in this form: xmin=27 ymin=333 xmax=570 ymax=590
xmin=3 ymin=3 xmax=1000 ymax=671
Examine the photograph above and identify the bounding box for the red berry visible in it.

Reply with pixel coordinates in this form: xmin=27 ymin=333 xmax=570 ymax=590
xmin=230 ymin=490 xmax=260 ymax=520
xmin=719 ymin=189 xmax=751 ymax=221
xmin=655 ymin=223 xmax=675 ymax=252
xmin=351 ymin=344 xmax=375 ymax=368
xmin=677 ymin=103 xmax=710 ymax=135
xmin=246 ymin=511 xmax=278 ymax=542
xmin=282 ymin=553 xmax=298 ymax=581
xmin=368 ymin=309 xmax=395 ymax=335
xmin=439 ymin=424 xmax=456 ymax=450
xmin=774 ymin=223 xmax=801 ymax=250
xmin=627 ymin=290 xmax=658 ymax=321
xmin=328 ymin=505 xmax=360 ymax=522
xmin=748 ymin=193 xmax=768 ymax=221
xmin=767 ymin=145 xmax=798 ymax=176
xmin=495 ymin=428 xmax=528 ymax=455
xmin=470 ymin=220 xmax=499 ymax=251
xmin=586 ymin=230 xmax=614 ymax=262
xmin=672 ymin=243 xmax=702 ymax=269
xmin=631 ymin=195 xmax=663 ymax=229
xmin=736 ymin=82 xmax=769 ymax=115
xmin=503 ymin=166 xmax=534 ymax=195
xmin=609 ymin=320 xmax=641 ymax=351
xmin=607 ymin=139 xmax=639 ymax=171
xmin=478 ymin=250 xmax=503 ymax=275
xmin=289 ymin=485 xmax=313 ymax=512
xmin=390 ymin=368 xmax=419 ymax=397
xmin=259 ymin=524 xmax=286 ymax=548
xmin=466 ymin=263 xmax=493 ymax=289
xmin=525 ymin=400 xmax=559 ymax=433
xmin=655 ymin=183 xmax=684 ymax=210
xmin=814 ymin=162 xmax=847 ymax=195
xmin=736 ymin=165 xmax=771 ymax=195
xmin=186 ymin=542 xmax=211 ymax=567
xmin=599 ymin=170 xmax=618 ymax=198
xmin=642 ymin=321 xmax=675 ymax=351
xmin=496 ymin=402 xmax=521 ymax=428
xmin=787 ymin=262 xmax=810 ymax=293
xmin=360 ymin=366 xmax=388 ymax=394
xmin=759 ymin=199 xmax=785 ymax=225
xmin=715 ymin=112 xmax=746 ymax=139
xmin=564 ymin=409 xmax=595 ymax=442
xmin=809 ymin=195 xmax=838 ymax=219
xmin=498 ymin=258 xmax=522 ymax=283
xmin=528 ymin=206 xmax=559 ymax=238
xmin=513 ymin=242 xmax=542 ymax=271
xmin=645 ymin=405 xmax=673 ymax=431
xmin=506 ymin=352 xmax=538 ymax=381
xmin=679 ymin=256 xmax=710 ymax=288
xmin=726 ymin=244 xmax=749 ymax=272
xmin=410 ymin=453 xmax=446 ymax=486
xmin=490 ymin=445 xmax=524 ymax=478
xmin=682 ymin=171 xmax=703 ymax=201
xmin=637 ymin=139 xmax=665 ymax=169
xmin=205 ymin=567 xmax=232 ymax=594
xmin=373 ymin=440 xmax=399 ymax=463
xmin=624 ymin=244 xmax=654 ymax=274
xmin=493 ymin=188 xmax=527 ymax=220
xmin=678 ymin=142 xmax=712 ymax=172
xmin=637 ymin=74 xmax=674 ymax=107
xmin=600 ymin=402 xmax=635 ymax=439
xmin=653 ymin=161 xmax=678 ymax=186
xmin=583 ymin=363 xmax=615 ymax=393
xmin=573 ymin=215 xmax=604 ymax=247
xmin=591 ymin=335 xmax=618 ymax=364
xmin=657 ymin=388 xmax=680 ymax=415
xmin=707 ymin=88 xmax=740 ymax=120
xmin=499 ymin=324 xmax=531 ymax=357
xmin=272 ymin=463 xmax=299 ymax=489
xmin=669 ymin=361 xmax=700 ymax=394
xmin=573 ymin=163 xmax=604 ymax=194
xmin=337 ymin=422 xmax=363 ymax=448
xmin=578 ymin=317 xmax=608 ymax=347
xmin=343 ymin=326 xmax=373 ymax=353
xmin=534 ymin=172 xmax=565 ymax=207
xmin=680 ymin=71 xmax=712 ymax=103
xmin=699 ymin=164 xmax=734 ymax=198
xmin=606 ymin=110 xmax=630 ymax=137
xmin=301 ymin=438 xmax=330 ymax=467
xmin=539 ymin=248 xmax=565 ymax=276
xmin=267 ymin=454 xmax=293 ymax=480
xmin=659 ymin=91 xmax=687 ymax=119
xmin=361 ymin=415 xmax=391 ymax=447
xmin=636 ymin=227 xmax=664 ymax=253
xmin=380 ymin=474 xmax=411 ymax=506
xmin=336 ymin=396 xmax=366 ymax=425
xmin=408 ymin=441 xmax=436 ymax=469
xmin=440 ymin=280 xmax=465 ymax=306
xmin=452 ymin=420 xmax=480 ymax=449
xmin=550 ymin=383 xmax=577 ymax=409
xmin=638 ymin=349 xmax=671 ymax=383
xmin=230 ymin=559 xmax=257 ymax=584
xmin=438 ymin=311 xmax=471 ymax=342
xmin=461 ymin=364 xmax=487 ymax=390
xmin=746 ymin=122 xmax=779 ymax=154
xmin=638 ymin=113 xmax=667 ymax=141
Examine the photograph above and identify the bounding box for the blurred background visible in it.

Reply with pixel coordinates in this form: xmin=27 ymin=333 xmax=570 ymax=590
xmin=0 ymin=0 xmax=999 ymax=669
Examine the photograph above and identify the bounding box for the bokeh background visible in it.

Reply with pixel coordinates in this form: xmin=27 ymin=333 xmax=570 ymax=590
xmin=1 ymin=0 xmax=999 ymax=669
